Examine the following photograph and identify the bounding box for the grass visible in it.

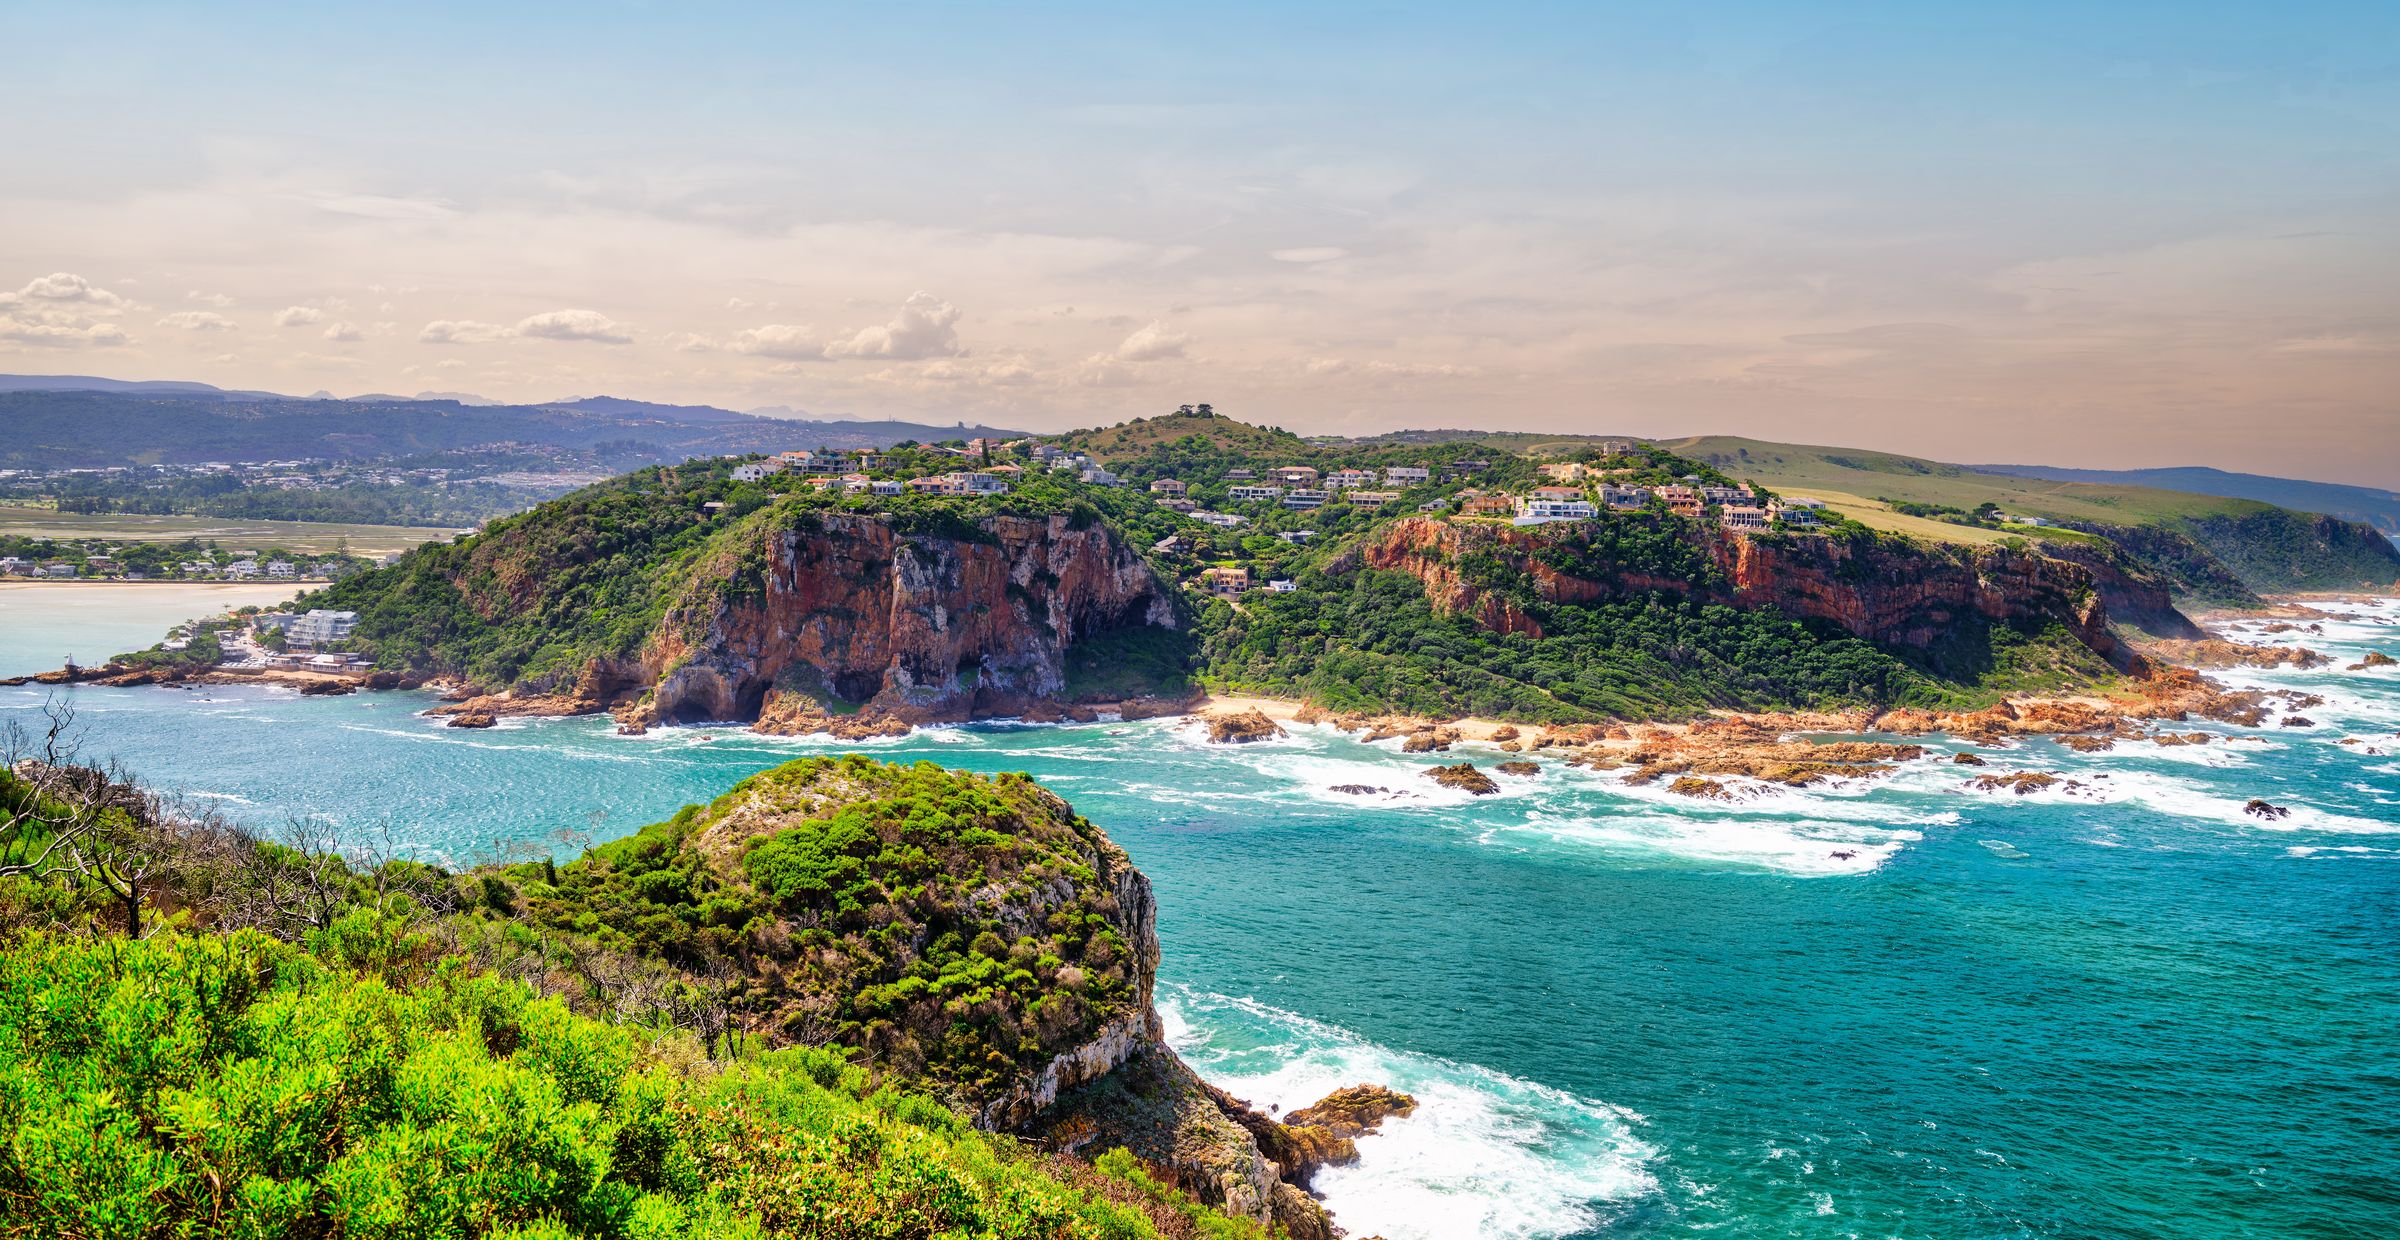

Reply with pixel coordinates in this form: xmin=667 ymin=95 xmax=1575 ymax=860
xmin=0 ymin=504 xmax=468 ymax=557
xmin=1656 ymin=436 xmax=2269 ymax=526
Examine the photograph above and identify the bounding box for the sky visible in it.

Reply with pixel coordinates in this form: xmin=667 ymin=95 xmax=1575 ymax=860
xmin=3 ymin=1 xmax=2396 ymax=486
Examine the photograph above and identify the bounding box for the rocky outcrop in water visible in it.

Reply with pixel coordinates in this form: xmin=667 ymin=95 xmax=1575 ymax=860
xmin=1425 ymin=763 xmax=1500 ymax=794
xmin=1204 ymin=708 xmax=1286 ymax=744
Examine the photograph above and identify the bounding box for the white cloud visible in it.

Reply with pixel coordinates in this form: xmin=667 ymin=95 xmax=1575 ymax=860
xmin=0 ymin=320 xmax=129 ymax=347
xmin=6 ymin=272 xmax=128 ymax=307
xmin=323 ymin=321 xmax=362 ymax=342
xmin=1270 ymin=247 xmax=1349 ymax=263
xmin=729 ymin=323 xmax=824 ymax=359
xmin=1113 ymin=320 xmax=1190 ymax=361
xmin=274 ymin=305 xmax=326 ymax=327
xmin=0 ymin=272 xmax=135 ymax=347
xmin=187 ymin=290 xmax=235 ymax=307
xmin=513 ymin=308 xmax=631 ymax=344
xmin=419 ymin=319 xmax=510 ymax=344
xmin=664 ymin=331 xmax=716 ymax=353
xmin=157 ymin=310 xmax=237 ymax=332
xmin=822 ymin=291 xmax=964 ymax=360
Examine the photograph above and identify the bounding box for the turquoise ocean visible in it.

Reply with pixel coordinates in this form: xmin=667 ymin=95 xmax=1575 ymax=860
xmin=4 ymin=597 xmax=2397 ymax=1238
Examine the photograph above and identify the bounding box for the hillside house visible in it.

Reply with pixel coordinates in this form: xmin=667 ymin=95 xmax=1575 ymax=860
xmin=1537 ymin=462 xmax=1588 ymax=483
xmin=1158 ymin=498 xmax=1197 ymax=513
xmin=1719 ymin=506 xmax=1771 ymax=531
xmin=1222 ymin=468 xmax=1256 ymax=480
xmin=1531 ymin=486 xmax=1584 ymax=503
xmin=1267 ymin=579 xmax=1298 ymax=593
xmin=1325 ymin=469 xmax=1378 ymax=490
xmin=1199 ymin=566 xmax=1251 ymax=597
xmin=1383 ymin=466 xmax=1431 ymax=486
xmin=1699 ymin=485 xmax=1752 ymax=507
xmin=1270 ymin=466 xmax=1320 ymax=486
xmin=1460 ymin=491 xmax=1517 ymax=517
xmin=1191 ymin=511 xmax=1247 ymax=528
xmin=1655 ymin=485 xmax=1702 ymax=516
xmin=1344 ymin=490 xmax=1400 ymax=505
xmin=1598 ymin=485 xmax=1652 ymax=509
xmin=731 ymin=460 xmax=784 ymax=482
xmin=1516 ymin=497 xmax=1596 ymax=524
xmin=1228 ymin=484 xmax=1285 ymax=503
xmin=1281 ymin=489 xmax=1328 ymax=510
xmin=1149 ymin=478 xmax=1188 ymax=496
xmin=1079 ymin=467 xmax=1123 ymax=487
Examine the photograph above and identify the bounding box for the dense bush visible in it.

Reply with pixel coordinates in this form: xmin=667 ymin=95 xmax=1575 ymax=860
xmin=0 ymin=929 xmax=1248 ymax=1240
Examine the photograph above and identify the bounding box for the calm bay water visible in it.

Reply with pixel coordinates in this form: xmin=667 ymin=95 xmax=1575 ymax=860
xmin=3 ymin=599 xmax=2397 ymax=1238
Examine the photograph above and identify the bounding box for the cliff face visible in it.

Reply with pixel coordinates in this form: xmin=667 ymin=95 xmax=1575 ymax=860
xmin=644 ymin=512 xmax=1180 ymax=727
xmin=1362 ymin=516 xmax=2174 ymax=672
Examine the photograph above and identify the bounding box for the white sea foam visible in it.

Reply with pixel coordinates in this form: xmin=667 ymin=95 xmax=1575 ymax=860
xmin=1510 ymin=808 xmax=1917 ymax=876
xmin=1159 ymin=986 xmax=1657 ymax=1240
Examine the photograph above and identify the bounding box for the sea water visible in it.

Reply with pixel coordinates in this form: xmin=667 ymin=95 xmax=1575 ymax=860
xmin=3 ymin=602 xmax=2398 ymax=1238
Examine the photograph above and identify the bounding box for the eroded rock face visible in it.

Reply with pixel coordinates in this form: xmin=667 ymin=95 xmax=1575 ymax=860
xmin=645 ymin=513 xmax=1180 ymax=729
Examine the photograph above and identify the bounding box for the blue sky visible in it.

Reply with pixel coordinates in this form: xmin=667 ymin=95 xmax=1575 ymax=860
xmin=4 ymin=1 xmax=2395 ymax=482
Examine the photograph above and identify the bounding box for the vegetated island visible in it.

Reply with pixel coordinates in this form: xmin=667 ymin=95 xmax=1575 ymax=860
xmin=37 ymin=410 xmax=2400 ymax=756
xmin=0 ymin=747 xmax=1394 ymax=1238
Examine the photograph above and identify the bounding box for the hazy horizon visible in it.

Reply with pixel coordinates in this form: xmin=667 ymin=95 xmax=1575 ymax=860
xmin=4 ymin=2 xmax=2395 ymax=487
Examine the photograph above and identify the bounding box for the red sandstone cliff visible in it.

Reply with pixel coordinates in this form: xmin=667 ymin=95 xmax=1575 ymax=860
xmin=1360 ymin=516 xmax=2174 ymax=672
xmin=640 ymin=512 xmax=1181 ymax=728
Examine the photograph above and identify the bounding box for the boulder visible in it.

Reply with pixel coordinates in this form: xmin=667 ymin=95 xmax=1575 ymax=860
xmin=2243 ymin=798 xmax=2291 ymax=820
xmin=1424 ymin=763 xmax=1499 ymax=795
xmin=447 ymin=711 xmax=498 ymax=729
xmin=1285 ymin=1084 xmax=1419 ymax=1139
xmin=1968 ymin=771 xmax=2068 ymax=795
xmin=1495 ymin=760 xmax=1540 ymax=777
xmin=297 ymin=680 xmax=356 ymax=696
xmin=2056 ymin=734 xmax=2114 ymax=753
xmin=2347 ymin=651 xmax=2396 ymax=671
xmin=1952 ymin=752 xmax=1987 ymax=766
xmin=1205 ymin=709 xmax=1287 ymax=744
xmin=1667 ymin=776 xmax=1735 ymax=800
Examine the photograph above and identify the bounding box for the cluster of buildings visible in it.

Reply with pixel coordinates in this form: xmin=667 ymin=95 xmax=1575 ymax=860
xmin=0 ymin=553 xmax=355 ymax=581
xmin=1458 ymin=478 xmax=1827 ymax=532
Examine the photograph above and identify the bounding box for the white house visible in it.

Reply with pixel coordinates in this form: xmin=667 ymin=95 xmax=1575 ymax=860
xmin=1280 ymin=489 xmax=1328 ymax=510
xmin=1515 ymin=497 xmax=1596 ymax=524
xmin=1598 ymin=485 xmax=1652 ymax=509
xmin=1191 ymin=511 xmax=1247 ymax=528
xmin=1382 ymin=466 xmax=1430 ymax=486
xmin=286 ymin=609 xmax=360 ymax=648
xmin=1228 ymin=484 xmax=1285 ymax=503
xmin=732 ymin=460 xmax=784 ymax=483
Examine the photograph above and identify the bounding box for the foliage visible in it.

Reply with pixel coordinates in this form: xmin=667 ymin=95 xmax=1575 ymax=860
xmin=0 ymin=929 xmax=1217 ymax=1240
xmin=512 ymin=756 xmax=1144 ymax=1103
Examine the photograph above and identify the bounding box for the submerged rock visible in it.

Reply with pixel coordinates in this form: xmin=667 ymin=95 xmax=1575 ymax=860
xmin=2243 ymin=798 xmax=2291 ymax=820
xmin=1667 ymin=776 xmax=1736 ymax=800
xmin=1327 ymin=784 xmax=1392 ymax=796
xmin=1968 ymin=771 xmax=2069 ymax=795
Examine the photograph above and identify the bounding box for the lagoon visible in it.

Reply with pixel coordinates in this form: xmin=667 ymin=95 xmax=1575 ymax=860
xmin=4 ymin=601 xmax=2398 ymax=1237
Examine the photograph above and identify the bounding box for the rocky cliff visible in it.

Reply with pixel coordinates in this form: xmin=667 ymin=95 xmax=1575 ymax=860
xmin=633 ymin=512 xmax=1182 ymax=730
xmin=1362 ymin=515 xmax=2178 ymax=674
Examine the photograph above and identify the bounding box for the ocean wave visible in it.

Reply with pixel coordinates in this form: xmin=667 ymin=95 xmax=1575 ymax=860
xmin=1158 ymin=985 xmax=1656 ymax=1240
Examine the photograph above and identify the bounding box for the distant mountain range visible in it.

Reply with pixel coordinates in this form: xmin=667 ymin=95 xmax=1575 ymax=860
xmin=0 ymin=375 xmax=1029 ymax=468
xmin=1974 ymin=463 xmax=2400 ymax=534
